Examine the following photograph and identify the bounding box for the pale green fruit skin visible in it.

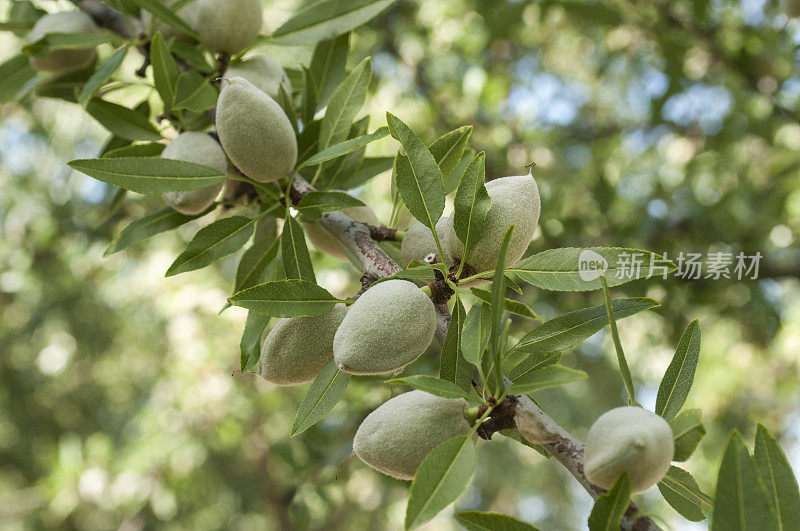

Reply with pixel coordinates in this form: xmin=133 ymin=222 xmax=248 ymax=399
xmin=584 ymin=406 xmax=674 ymax=493
xmin=784 ymin=0 xmax=800 ymax=17
xmin=28 ymin=12 xmax=98 ymax=73
xmin=303 ymin=205 xmax=380 ymax=261
xmin=400 ymin=217 xmax=452 ymax=267
xmin=216 ymin=77 xmax=297 ymax=183
xmin=188 ymin=0 xmax=263 ymax=54
xmin=333 ymin=279 xmax=436 ymax=375
xmin=445 ymin=174 xmax=541 ymax=273
xmin=258 ymin=304 xmax=347 ymax=385
xmin=353 ymin=390 xmax=471 ymax=480
xmin=161 ymin=132 xmax=227 ymax=215
xmin=223 ymin=56 xmax=292 ymax=100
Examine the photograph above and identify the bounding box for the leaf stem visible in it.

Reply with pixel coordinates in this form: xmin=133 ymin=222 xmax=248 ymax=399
xmin=600 ymin=276 xmax=638 ymax=405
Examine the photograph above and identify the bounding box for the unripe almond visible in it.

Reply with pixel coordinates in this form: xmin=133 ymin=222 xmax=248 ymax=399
xmin=223 ymin=56 xmax=292 ymax=100
xmin=333 ymin=280 xmax=436 ymax=375
xmin=258 ymin=304 xmax=348 ymax=385
xmin=353 ymin=390 xmax=472 ymax=480
xmin=303 ymin=205 xmax=380 ymax=261
xmin=216 ymin=77 xmax=297 ymax=183
xmin=28 ymin=12 xmax=98 ymax=73
xmin=400 ymin=217 xmax=452 ymax=266
xmin=186 ymin=0 xmax=263 ymax=54
xmin=584 ymin=406 xmax=674 ymax=493
xmin=161 ymin=132 xmax=227 ymax=215
xmin=445 ymin=173 xmax=540 ymax=273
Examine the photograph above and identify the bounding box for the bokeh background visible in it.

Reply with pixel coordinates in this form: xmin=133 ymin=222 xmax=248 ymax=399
xmin=2 ymin=0 xmax=800 ymax=529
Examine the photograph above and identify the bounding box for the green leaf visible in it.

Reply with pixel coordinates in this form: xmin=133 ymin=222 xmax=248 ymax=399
xmin=150 ymin=32 xmax=179 ymax=112
xmin=656 ymin=319 xmax=701 ymax=420
xmin=385 ymin=375 xmax=477 ymax=402
xmin=334 ymin=156 xmax=394 ymax=190
xmin=166 ymin=216 xmax=256 ymax=276
xmin=309 ymin=33 xmax=349 ymax=108
xmin=130 ymin=0 xmax=199 ymax=39
xmin=315 ymin=117 xmax=369 ymax=189
xmin=508 ymin=298 xmax=659 ymax=356
xmin=658 ymin=466 xmax=709 ymax=522
xmin=588 ymin=472 xmax=631 ymax=531
xmin=505 ymin=365 xmax=587 ymax=395
xmin=300 ymin=66 xmax=318 ymax=126
xmin=405 ymin=435 xmax=477 ymax=529
xmin=455 ymin=511 xmax=539 ymax=531
xmin=296 ymin=191 xmax=366 ymax=217
xmin=387 ymin=113 xmax=446 ymax=233
xmin=173 ymin=71 xmax=218 ymax=112
xmin=318 ymin=58 xmax=372 ymax=151
xmin=440 ymin=294 xmax=473 ymax=392
xmin=454 ymin=152 xmax=492 ymax=257
xmin=103 ymin=142 xmax=165 ymax=158
xmin=508 ymin=352 xmax=561 ymax=381
xmin=281 ymin=213 xmax=316 ymax=282
xmin=85 ymin=99 xmax=162 ymax=141
xmin=0 ymin=54 xmax=36 ymax=103
xmin=291 ymin=358 xmax=350 ymax=436
xmin=271 ymin=0 xmax=397 ymax=45
xmin=488 ymin=226 xmax=514 ymax=393
xmin=104 ymin=206 xmax=208 ymax=256
xmin=445 ymin=148 xmax=476 ymax=195
xmin=429 ymin=126 xmax=472 ymax=179
xmin=470 ymin=288 xmax=541 ymax=320
xmin=754 ymin=424 xmax=800 ymax=530
xmin=240 ymin=310 xmax=269 ymax=372
xmin=171 ymin=42 xmax=214 ymax=73
xmin=76 ymin=46 xmax=128 ymax=107
xmin=461 ymin=302 xmax=491 ymax=366
xmin=510 ymin=247 xmax=676 ymax=291
xmin=299 ymin=127 xmax=389 ymax=170
xmin=235 ymin=217 xmax=279 ymax=292
xmin=277 ymin=83 xmax=299 ymax=135
xmin=68 ymin=157 xmax=226 ymax=194
xmin=23 ymin=31 xmax=118 ymax=55
xmin=670 ymin=409 xmax=706 ymax=461
xmin=229 ymin=280 xmax=342 ymax=317
xmin=712 ymin=431 xmax=778 ymax=531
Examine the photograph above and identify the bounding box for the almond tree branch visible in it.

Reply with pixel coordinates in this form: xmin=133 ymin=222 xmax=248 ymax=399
xmin=76 ymin=6 xmax=661 ymax=527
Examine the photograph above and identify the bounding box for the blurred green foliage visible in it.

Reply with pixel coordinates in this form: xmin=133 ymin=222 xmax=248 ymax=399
xmin=1 ymin=0 xmax=799 ymax=529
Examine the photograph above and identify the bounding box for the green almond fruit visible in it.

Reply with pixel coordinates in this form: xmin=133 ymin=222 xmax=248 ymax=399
xmin=161 ymin=132 xmax=227 ymax=215
xmin=223 ymin=56 xmax=292 ymax=101
xmin=28 ymin=12 xmax=98 ymax=74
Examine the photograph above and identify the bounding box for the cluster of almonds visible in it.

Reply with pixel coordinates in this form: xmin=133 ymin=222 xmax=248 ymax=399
xmin=31 ymin=2 xmax=675 ymax=491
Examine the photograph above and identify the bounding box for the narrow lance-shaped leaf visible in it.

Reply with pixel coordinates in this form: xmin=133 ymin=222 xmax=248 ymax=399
xmin=150 ymin=32 xmax=179 ymax=112
xmin=235 ymin=218 xmax=280 ymax=292
xmin=317 ymin=117 xmax=369 ymax=190
xmin=271 ymin=0 xmax=397 ymax=45
xmin=387 ymin=113 xmax=446 ymax=234
xmin=453 ymin=152 xmax=492 ymax=255
xmin=588 ymin=472 xmax=631 ymax=531
xmin=296 ymin=191 xmax=366 ymax=215
xmin=85 ymin=99 xmax=162 ymax=141
xmin=656 ymin=319 xmax=701 ymax=420
xmin=440 ymin=294 xmax=473 ymax=392
xmin=229 ymin=280 xmax=342 ymax=317
xmin=455 ymin=511 xmax=539 ymax=531
xmin=334 ymin=156 xmax=394 ymax=190
xmin=23 ymin=31 xmax=118 ymax=55
xmin=754 ymin=424 xmax=800 ymax=530
xmin=429 ymin=125 xmax=472 ymax=179
xmin=240 ymin=310 xmax=269 ymax=372
xmin=78 ymin=46 xmax=128 ymax=107
xmin=281 ymin=212 xmax=316 ymax=283
xmin=510 ymin=247 xmax=676 ymax=292
xmin=104 ymin=142 xmax=165 ymax=158
xmin=670 ymin=409 xmax=706 ymax=461
xmin=658 ymin=466 xmax=708 ymax=522
xmin=167 ymin=216 xmax=256 ymax=276
xmin=173 ymin=71 xmax=218 ymax=113
xmin=405 ymin=435 xmax=477 ymax=529
xmin=508 ymin=352 xmax=562 ymax=381
xmin=385 ymin=375 xmax=477 ymax=402
xmin=129 ymin=0 xmax=199 ymax=38
xmin=291 ymin=358 xmax=350 ymax=436
xmin=470 ymin=288 xmax=541 ymax=320
xmin=298 ymin=127 xmax=389 ymax=170
xmin=488 ymin=226 xmax=514 ymax=394
xmin=309 ymin=32 xmax=349 ymax=108
xmin=301 ymin=66 xmax=318 ymax=127
xmin=105 ymin=205 xmax=210 ymax=256
xmin=319 ymin=58 xmax=372 ymax=150
xmin=711 ymin=431 xmax=778 ymax=531
xmin=505 ymin=365 xmax=588 ymax=395
xmin=461 ymin=302 xmax=491 ymax=366
xmin=508 ymin=298 xmax=660 ymax=356
xmin=68 ymin=157 xmax=227 ymax=194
